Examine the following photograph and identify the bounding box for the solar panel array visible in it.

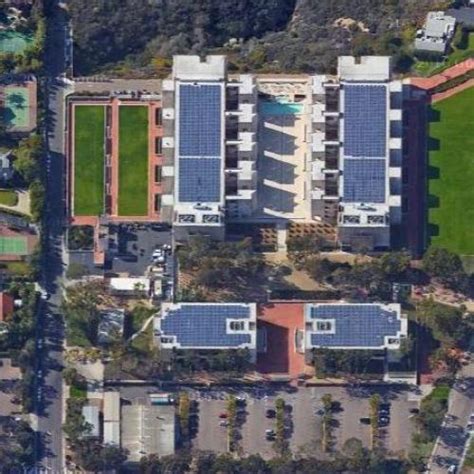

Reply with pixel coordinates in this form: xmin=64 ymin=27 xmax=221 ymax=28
xmin=178 ymin=83 xmax=222 ymax=203
xmin=343 ymin=84 xmax=387 ymax=158
xmin=309 ymin=304 xmax=401 ymax=348
xmin=161 ymin=304 xmax=252 ymax=348
xmin=178 ymin=158 xmax=221 ymax=202
xmin=179 ymin=84 xmax=222 ymax=157
xmin=342 ymin=158 xmax=386 ymax=203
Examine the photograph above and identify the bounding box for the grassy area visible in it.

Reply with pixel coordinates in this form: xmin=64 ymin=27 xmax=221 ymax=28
xmin=118 ymin=106 xmax=148 ymax=216
xmin=0 ymin=30 xmax=33 ymax=54
xmin=70 ymin=383 xmax=87 ymax=399
xmin=464 ymin=437 xmax=474 ymax=468
xmin=0 ymin=261 xmax=31 ymax=277
xmin=428 ymin=87 xmax=474 ymax=256
xmin=0 ymin=189 xmax=18 ymax=206
xmin=73 ymin=105 xmax=105 ymax=216
xmin=430 ymin=384 xmax=450 ymax=400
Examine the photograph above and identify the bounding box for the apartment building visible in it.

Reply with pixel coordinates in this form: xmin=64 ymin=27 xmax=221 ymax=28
xmin=311 ymin=56 xmax=403 ymax=250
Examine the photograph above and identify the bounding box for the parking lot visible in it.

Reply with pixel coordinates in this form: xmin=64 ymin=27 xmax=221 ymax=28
xmin=118 ymin=384 xmax=420 ymax=458
xmin=107 ymin=223 xmax=172 ymax=276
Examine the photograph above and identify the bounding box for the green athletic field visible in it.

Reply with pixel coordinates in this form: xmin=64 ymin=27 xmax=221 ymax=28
xmin=428 ymin=87 xmax=474 ymax=255
xmin=4 ymin=87 xmax=29 ymax=129
xmin=0 ymin=236 xmax=27 ymax=255
xmin=118 ymin=106 xmax=148 ymax=216
xmin=73 ymin=105 xmax=105 ymax=216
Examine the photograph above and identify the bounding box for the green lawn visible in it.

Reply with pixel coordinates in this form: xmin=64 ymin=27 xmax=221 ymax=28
xmin=0 ymin=189 xmax=18 ymax=206
xmin=428 ymin=87 xmax=474 ymax=255
xmin=118 ymin=106 xmax=148 ymax=216
xmin=73 ymin=106 xmax=105 ymax=216
xmin=4 ymin=87 xmax=29 ymax=129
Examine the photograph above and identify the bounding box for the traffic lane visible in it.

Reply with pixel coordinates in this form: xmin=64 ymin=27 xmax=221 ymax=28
xmin=385 ymin=397 xmax=418 ymax=454
xmin=240 ymin=396 xmax=276 ymax=459
xmin=194 ymin=399 xmax=228 ymax=453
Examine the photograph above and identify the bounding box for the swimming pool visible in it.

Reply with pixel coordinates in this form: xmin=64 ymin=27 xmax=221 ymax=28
xmin=260 ymin=101 xmax=304 ymax=116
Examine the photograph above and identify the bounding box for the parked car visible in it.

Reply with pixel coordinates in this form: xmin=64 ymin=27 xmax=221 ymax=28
xmin=359 ymin=417 xmax=371 ymax=425
xmin=409 ymin=408 xmax=419 ymax=414
xmin=219 ymin=420 xmax=228 ymax=427
xmin=218 ymin=412 xmax=228 ymax=419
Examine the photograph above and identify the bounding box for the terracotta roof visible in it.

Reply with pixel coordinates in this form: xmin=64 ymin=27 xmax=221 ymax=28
xmin=0 ymin=293 xmax=14 ymax=321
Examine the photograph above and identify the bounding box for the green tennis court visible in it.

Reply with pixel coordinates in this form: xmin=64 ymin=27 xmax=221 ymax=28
xmin=0 ymin=31 xmax=33 ymax=54
xmin=0 ymin=236 xmax=27 ymax=255
xmin=4 ymin=87 xmax=29 ymax=129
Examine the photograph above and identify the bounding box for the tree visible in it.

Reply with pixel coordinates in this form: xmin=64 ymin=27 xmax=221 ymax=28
xmin=342 ymin=437 xmax=369 ymax=471
xmin=62 ymin=367 xmax=80 ymax=386
xmin=422 ymin=247 xmax=468 ymax=291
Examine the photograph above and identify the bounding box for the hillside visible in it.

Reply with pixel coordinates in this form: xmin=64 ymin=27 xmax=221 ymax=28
xmin=68 ymin=0 xmax=451 ymax=76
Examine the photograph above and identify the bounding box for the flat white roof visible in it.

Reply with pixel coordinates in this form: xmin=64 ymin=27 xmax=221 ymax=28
xmin=338 ymin=56 xmax=391 ymax=82
xmin=173 ymin=55 xmax=226 ymax=81
xmin=103 ymin=391 xmax=120 ymax=422
xmin=109 ymin=277 xmax=150 ymax=292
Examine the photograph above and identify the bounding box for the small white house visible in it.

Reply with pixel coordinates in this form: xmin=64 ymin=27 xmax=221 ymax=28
xmin=109 ymin=277 xmax=151 ymax=296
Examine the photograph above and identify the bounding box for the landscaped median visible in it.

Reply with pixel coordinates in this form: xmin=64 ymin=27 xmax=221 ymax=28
xmin=409 ymin=382 xmax=451 ymax=470
xmin=118 ymin=105 xmax=149 ymax=216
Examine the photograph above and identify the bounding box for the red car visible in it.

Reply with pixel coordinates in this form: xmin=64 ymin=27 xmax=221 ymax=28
xmin=218 ymin=412 xmax=228 ymax=419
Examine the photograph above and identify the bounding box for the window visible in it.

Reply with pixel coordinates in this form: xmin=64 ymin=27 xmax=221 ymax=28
xmin=155 ymin=108 xmax=163 ymax=126
xmin=229 ymin=321 xmax=245 ymax=331
xmin=155 ymin=137 xmax=163 ymax=155
xmin=316 ymin=321 xmax=332 ymax=332
xmin=155 ymin=165 xmax=162 ymax=183
xmin=154 ymin=194 xmax=162 ymax=211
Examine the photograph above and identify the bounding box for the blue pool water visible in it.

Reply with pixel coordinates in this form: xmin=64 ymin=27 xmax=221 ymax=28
xmin=260 ymin=101 xmax=304 ymax=116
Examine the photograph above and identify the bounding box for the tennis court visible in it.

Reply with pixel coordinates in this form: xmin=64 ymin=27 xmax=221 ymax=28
xmin=4 ymin=87 xmax=29 ymax=129
xmin=0 ymin=236 xmax=27 ymax=255
xmin=0 ymin=31 xmax=33 ymax=54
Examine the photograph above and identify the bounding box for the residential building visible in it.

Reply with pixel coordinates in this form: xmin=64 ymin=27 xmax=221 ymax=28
xmin=109 ymin=277 xmax=151 ymax=297
xmin=0 ymin=292 xmax=14 ymax=322
xmin=304 ymin=302 xmax=407 ymax=351
xmin=103 ymin=391 xmax=120 ymax=446
xmin=121 ymin=404 xmax=176 ymax=465
xmin=414 ymin=11 xmax=457 ymax=54
xmin=154 ymin=302 xmax=257 ymax=360
xmin=311 ymin=56 xmax=403 ymax=250
xmin=81 ymin=405 xmax=100 ymax=438
xmin=162 ymin=55 xmax=257 ymax=241
xmin=0 ymin=151 xmax=14 ymax=183
xmin=97 ymin=308 xmax=125 ymax=345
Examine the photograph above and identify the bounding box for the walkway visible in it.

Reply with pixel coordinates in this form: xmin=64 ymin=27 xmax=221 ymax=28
xmin=409 ymin=58 xmax=474 ymax=91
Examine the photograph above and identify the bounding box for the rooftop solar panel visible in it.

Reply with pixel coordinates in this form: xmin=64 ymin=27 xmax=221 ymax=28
xmin=309 ymin=304 xmax=401 ymax=348
xmin=178 ymin=157 xmax=221 ymax=202
xmin=161 ymin=304 xmax=252 ymax=348
xmin=343 ymin=84 xmax=387 ymax=158
xmin=342 ymin=158 xmax=386 ymax=203
xmin=179 ymin=84 xmax=222 ymax=157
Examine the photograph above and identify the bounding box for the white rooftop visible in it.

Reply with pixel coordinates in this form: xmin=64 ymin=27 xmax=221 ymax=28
xmin=425 ymin=11 xmax=456 ymax=38
xmin=338 ymin=56 xmax=391 ymax=82
xmin=173 ymin=55 xmax=226 ymax=81
xmin=109 ymin=277 xmax=150 ymax=292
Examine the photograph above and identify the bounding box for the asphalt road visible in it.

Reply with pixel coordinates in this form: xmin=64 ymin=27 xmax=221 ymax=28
xmin=429 ymin=359 xmax=474 ymax=473
xmin=35 ymin=2 xmax=70 ymax=472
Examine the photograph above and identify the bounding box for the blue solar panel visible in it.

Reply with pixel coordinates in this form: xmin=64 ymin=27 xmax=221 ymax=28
xmin=344 ymin=84 xmax=387 ymax=158
xmin=343 ymin=158 xmax=385 ymax=203
xmin=179 ymin=84 xmax=222 ymax=157
xmin=309 ymin=304 xmax=401 ymax=348
xmin=161 ymin=304 xmax=251 ymax=348
xmin=178 ymin=157 xmax=221 ymax=202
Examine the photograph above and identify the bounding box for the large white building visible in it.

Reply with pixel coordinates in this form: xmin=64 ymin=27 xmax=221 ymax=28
xmin=311 ymin=56 xmax=403 ymax=250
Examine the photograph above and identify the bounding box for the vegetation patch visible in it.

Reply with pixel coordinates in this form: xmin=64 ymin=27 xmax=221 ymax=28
xmin=73 ymin=105 xmax=105 ymax=216
xmin=428 ymin=87 xmax=474 ymax=255
xmin=118 ymin=106 xmax=148 ymax=216
xmin=0 ymin=189 xmax=18 ymax=206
